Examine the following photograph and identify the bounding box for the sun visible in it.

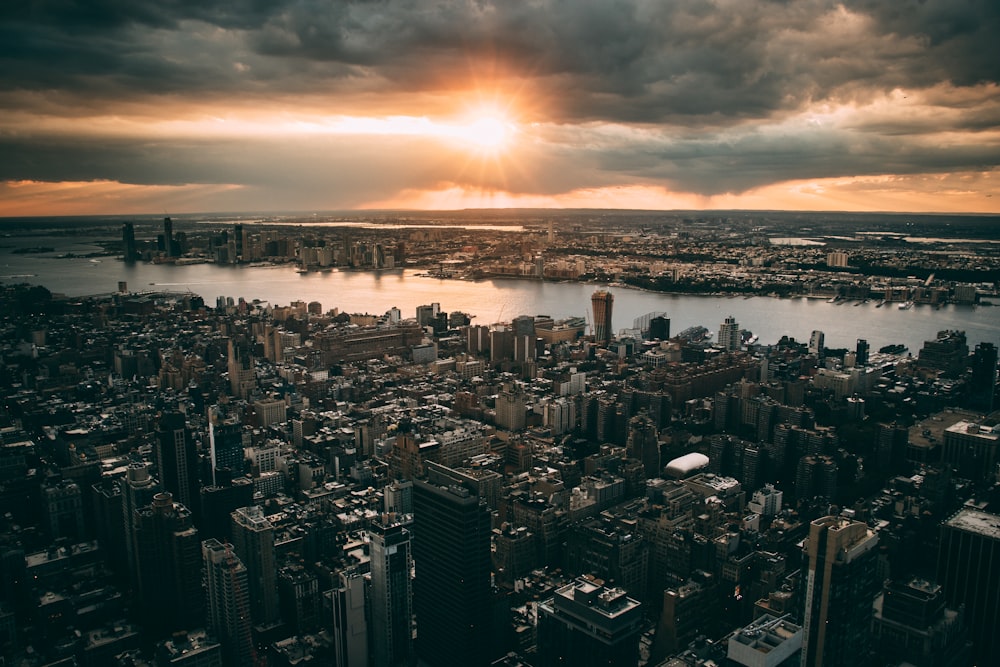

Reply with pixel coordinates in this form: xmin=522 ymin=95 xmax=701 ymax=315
xmin=449 ymin=106 xmax=517 ymax=154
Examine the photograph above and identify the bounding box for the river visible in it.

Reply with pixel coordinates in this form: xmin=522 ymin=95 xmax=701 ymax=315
xmin=2 ymin=233 xmax=998 ymax=353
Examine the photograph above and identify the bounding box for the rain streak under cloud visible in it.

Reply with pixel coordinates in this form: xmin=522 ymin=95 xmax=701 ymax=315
xmin=1 ymin=0 xmax=999 ymax=215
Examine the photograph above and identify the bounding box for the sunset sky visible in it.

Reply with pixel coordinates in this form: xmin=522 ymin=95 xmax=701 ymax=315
xmin=2 ymin=0 xmax=999 ymax=216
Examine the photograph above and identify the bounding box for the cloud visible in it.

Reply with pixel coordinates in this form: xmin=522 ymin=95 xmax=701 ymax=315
xmin=1 ymin=0 xmax=998 ymax=212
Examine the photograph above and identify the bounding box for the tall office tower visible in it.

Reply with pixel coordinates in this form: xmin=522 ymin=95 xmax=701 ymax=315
xmin=163 ymin=216 xmax=175 ymax=257
xmin=202 ymin=539 xmax=254 ymax=667
xmin=800 ymin=516 xmax=880 ymax=667
xmin=208 ymin=406 xmax=245 ymax=483
xmin=331 ymin=569 xmax=369 ymax=667
xmin=937 ymin=508 xmax=1000 ymax=665
xmin=649 ymin=315 xmax=670 ymax=341
xmin=155 ymin=412 xmax=199 ymax=513
xmin=591 ymin=290 xmax=614 ymax=345
xmin=512 ymin=314 xmax=536 ymax=338
xmin=227 ymin=336 xmax=256 ymax=399
xmin=537 ymin=578 xmax=643 ymax=667
xmin=871 ymin=577 xmax=971 ymax=667
xmin=230 ymin=506 xmax=279 ymax=627
xmin=627 ymin=413 xmax=660 ymax=478
xmin=233 ymin=223 xmax=244 ymax=261
xmin=718 ymin=315 xmax=741 ymax=352
xmin=496 ymin=383 xmax=527 ymax=432
xmin=412 ymin=480 xmax=492 ymax=667
xmin=808 ymin=330 xmax=825 ymax=356
xmin=200 ymin=474 xmax=253 ymax=542
xmin=968 ymin=341 xmax=997 ymax=412
xmin=134 ymin=492 xmax=203 ymax=637
xmin=370 ymin=520 xmax=413 ymax=667
xmin=855 ymin=338 xmax=870 ymax=365
xmin=122 ymin=222 xmax=138 ymax=262
xmin=384 ymin=480 xmax=413 ymax=516
xmin=122 ymin=462 xmax=159 ymax=588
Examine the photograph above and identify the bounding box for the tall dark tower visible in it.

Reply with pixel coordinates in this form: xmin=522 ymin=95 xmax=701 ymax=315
xmin=856 ymin=338 xmax=870 ymax=366
xmin=937 ymin=508 xmax=1000 ymax=665
xmin=203 ymin=538 xmax=254 ymax=667
xmin=413 ymin=480 xmax=492 ymax=667
xmin=233 ymin=223 xmax=244 ymax=262
xmin=370 ymin=520 xmax=413 ymax=667
xmin=968 ymin=342 xmax=997 ymax=413
xmin=231 ymin=506 xmax=279 ymax=627
xmin=650 ymin=315 xmax=670 ymax=341
xmin=134 ymin=492 xmax=203 ymax=637
xmin=163 ymin=216 xmax=175 ymax=257
xmin=591 ymin=289 xmax=614 ymax=346
xmin=122 ymin=222 xmax=138 ymax=262
xmin=122 ymin=462 xmax=159 ymax=589
xmin=208 ymin=406 xmax=245 ymax=483
xmin=155 ymin=412 xmax=200 ymax=514
xmin=801 ymin=516 xmax=880 ymax=667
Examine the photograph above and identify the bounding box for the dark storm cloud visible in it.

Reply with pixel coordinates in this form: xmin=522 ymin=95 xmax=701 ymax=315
xmin=3 ymin=0 xmax=999 ymax=124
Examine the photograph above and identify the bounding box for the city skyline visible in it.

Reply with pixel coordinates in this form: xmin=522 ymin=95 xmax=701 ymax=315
xmin=2 ymin=1 xmax=999 ymax=217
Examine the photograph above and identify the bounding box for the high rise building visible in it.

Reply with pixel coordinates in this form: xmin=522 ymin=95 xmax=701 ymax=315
xmin=537 ymin=578 xmax=643 ymax=667
xmin=968 ymin=341 xmax=997 ymax=412
xmin=369 ymin=520 xmax=413 ymax=667
xmin=719 ymin=315 xmax=741 ymax=352
xmin=331 ymin=569 xmax=369 ymax=667
xmin=937 ymin=508 xmax=1000 ymax=665
xmin=122 ymin=462 xmax=159 ymax=588
xmin=208 ymin=406 xmax=245 ymax=483
xmin=230 ymin=506 xmax=279 ymax=627
xmin=808 ymin=330 xmax=825 ymax=356
xmin=649 ymin=315 xmax=670 ymax=341
xmin=412 ymin=480 xmax=492 ymax=666
xmin=496 ymin=383 xmax=527 ymax=432
xmin=163 ymin=217 xmax=175 ymax=257
xmin=122 ymin=222 xmax=138 ymax=262
xmin=155 ymin=412 xmax=199 ymax=516
xmin=855 ymin=338 xmax=870 ymax=366
xmin=591 ymin=290 xmax=614 ymax=345
xmin=872 ymin=577 xmax=971 ymax=667
xmin=227 ymin=337 xmax=256 ymax=400
xmin=133 ymin=492 xmax=203 ymax=637
xmin=800 ymin=515 xmax=880 ymax=667
xmin=202 ymin=538 xmax=254 ymax=667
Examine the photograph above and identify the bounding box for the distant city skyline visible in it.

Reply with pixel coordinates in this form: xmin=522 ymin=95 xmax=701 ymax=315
xmin=1 ymin=1 xmax=998 ymax=216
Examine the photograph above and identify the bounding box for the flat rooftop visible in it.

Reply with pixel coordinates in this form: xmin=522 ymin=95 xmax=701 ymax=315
xmin=945 ymin=508 xmax=1000 ymax=540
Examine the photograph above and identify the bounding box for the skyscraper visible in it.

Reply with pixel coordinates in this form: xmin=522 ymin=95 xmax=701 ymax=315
xmin=122 ymin=222 xmax=138 ymax=262
xmin=202 ymin=538 xmax=254 ymax=667
xmin=208 ymin=406 xmax=245 ymax=483
xmin=855 ymin=338 xmax=870 ymax=365
xmin=122 ymin=462 xmax=159 ymax=588
xmin=331 ymin=569 xmax=369 ymax=667
xmin=412 ymin=480 xmax=492 ymax=666
xmin=133 ymin=492 xmax=203 ymax=637
xmin=537 ymin=578 xmax=643 ymax=667
xmin=800 ymin=515 xmax=880 ymax=667
xmin=591 ymin=290 xmax=614 ymax=345
xmin=937 ymin=508 xmax=1000 ymax=665
xmin=155 ymin=412 xmax=199 ymax=513
xmin=230 ymin=506 xmax=279 ymax=627
xmin=369 ymin=520 xmax=413 ymax=667
xmin=163 ymin=216 xmax=175 ymax=257
xmin=968 ymin=341 xmax=997 ymax=412
xmin=227 ymin=336 xmax=256 ymax=400
xmin=719 ymin=315 xmax=741 ymax=352
xmin=809 ymin=330 xmax=825 ymax=356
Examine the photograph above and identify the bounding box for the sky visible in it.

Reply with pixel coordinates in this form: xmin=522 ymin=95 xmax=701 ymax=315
xmin=2 ymin=0 xmax=999 ymax=216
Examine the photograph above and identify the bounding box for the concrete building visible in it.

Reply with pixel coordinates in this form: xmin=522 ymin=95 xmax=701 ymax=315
xmin=937 ymin=508 xmax=1000 ymax=665
xmin=801 ymin=515 xmax=880 ymax=667
xmin=592 ymin=290 xmax=614 ymax=346
xmin=202 ymin=538 xmax=254 ymax=667
xmin=727 ymin=614 xmax=803 ymax=667
xmin=369 ymin=520 xmax=413 ymax=667
xmin=537 ymin=578 xmax=643 ymax=667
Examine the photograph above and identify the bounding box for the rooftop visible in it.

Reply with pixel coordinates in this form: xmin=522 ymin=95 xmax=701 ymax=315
xmin=944 ymin=508 xmax=1000 ymax=540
